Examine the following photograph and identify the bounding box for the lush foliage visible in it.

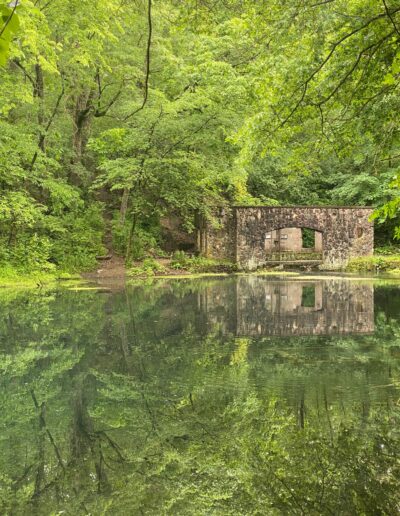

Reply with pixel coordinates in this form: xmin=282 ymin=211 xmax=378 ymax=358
xmin=347 ymin=254 xmax=400 ymax=273
xmin=128 ymin=257 xmax=166 ymax=277
xmin=170 ymin=251 xmax=237 ymax=272
xmin=2 ymin=0 xmax=400 ymax=273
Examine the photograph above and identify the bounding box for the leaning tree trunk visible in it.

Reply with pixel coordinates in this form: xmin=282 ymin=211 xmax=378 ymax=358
xmin=34 ymin=63 xmax=45 ymax=151
xmin=72 ymin=89 xmax=94 ymax=165
xmin=120 ymin=188 xmax=131 ymax=225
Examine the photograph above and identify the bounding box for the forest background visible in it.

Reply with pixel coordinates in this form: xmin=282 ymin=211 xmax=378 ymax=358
xmin=1 ymin=0 xmax=400 ymax=276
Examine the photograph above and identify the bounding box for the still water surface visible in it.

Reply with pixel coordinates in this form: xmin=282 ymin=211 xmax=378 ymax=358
xmin=1 ymin=275 xmax=400 ymax=514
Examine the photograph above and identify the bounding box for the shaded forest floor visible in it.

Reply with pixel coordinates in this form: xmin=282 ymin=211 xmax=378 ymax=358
xmin=83 ymin=255 xmax=127 ymax=280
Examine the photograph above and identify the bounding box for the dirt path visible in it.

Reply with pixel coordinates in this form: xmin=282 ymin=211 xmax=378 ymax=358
xmin=83 ymin=255 xmax=126 ymax=281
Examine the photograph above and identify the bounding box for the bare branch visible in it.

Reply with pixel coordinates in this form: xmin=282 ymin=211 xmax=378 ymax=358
xmin=309 ymin=0 xmax=336 ymax=7
xmin=382 ymin=0 xmax=400 ymax=37
xmin=161 ymin=115 xmax=216 ymax=158
xmin=30 ymin=76 xmax=65 ymax=170
xmin=0 ymin=0 xmax=18 ymax=40
xmin=275 ymin=8 xmax=400 ymax=128
xmin=30 ymin=389 xmax=66 ymax=472
xmin=314 ymin=31 xmax=396 ymax=107
xmin=124 ymin=0 xmax=152 ymax=121
xmin=380 ymin=153 xmax=400 ymax=162
xmin=12 ymin=59 xmax=36 ymax=87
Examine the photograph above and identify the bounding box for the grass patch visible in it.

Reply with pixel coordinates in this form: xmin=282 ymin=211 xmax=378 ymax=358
xmin=0 ymin=265 xmax=58 ymax=288
xmin=0 ymin=264 xmax=85 ymax=288
xmin=128 ymin=253 xmax=237 ymax=278
xmin=66 ymin=286 xmax=111 ymax=291
xmin=170 ymin=251 xmax=237 ymax=273
xmin=346 ymin=255 xmax=400 ymax=274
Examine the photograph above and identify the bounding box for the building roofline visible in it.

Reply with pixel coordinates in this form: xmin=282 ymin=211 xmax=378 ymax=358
xmin=232 ymin=205 xmax=373 ymax=210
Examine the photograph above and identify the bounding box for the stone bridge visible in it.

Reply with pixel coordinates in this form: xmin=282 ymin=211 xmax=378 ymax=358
xmin=198 ymin=206 xmax=374 ymax=269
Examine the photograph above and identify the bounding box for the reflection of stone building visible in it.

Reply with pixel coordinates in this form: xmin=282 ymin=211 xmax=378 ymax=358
xmin=198 ymin=277 xmax=374 ymax=337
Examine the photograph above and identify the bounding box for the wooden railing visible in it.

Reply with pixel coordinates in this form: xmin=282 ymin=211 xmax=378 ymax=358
xmin=265 ymin=251 xmax=323 ymax=262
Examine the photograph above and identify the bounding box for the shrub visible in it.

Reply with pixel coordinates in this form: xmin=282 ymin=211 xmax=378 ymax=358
xmin=50 ymin=204 xmax=105 ymax=271
xmin=128 ymin=258 xmax=166 ymax=277
xmin=171 ymin=251 xmax=237 ymax=273
xmin=0 ymin=234 xmax=55 ymax=272
xmin=112 ymin=220 xmax=165 ymax=262
xmin=171 ymin=250 xmax=190 ymax=269
xmin=346 ymin=255 xmax=400 ymax=272
xmin=375 ymin=246 xmax=400 ymax=256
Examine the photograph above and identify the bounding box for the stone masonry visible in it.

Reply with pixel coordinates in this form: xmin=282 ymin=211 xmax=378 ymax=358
xmin=198 ymin=206 xmax=374 ymax=269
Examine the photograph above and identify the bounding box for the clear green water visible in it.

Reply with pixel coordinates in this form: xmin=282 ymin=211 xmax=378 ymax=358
xmin=1 ymin=275 xmax=400 ymax=515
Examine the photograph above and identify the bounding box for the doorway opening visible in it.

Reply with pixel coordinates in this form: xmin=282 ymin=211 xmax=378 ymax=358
xmin=265 ymin=227 xmax=323 ymax=263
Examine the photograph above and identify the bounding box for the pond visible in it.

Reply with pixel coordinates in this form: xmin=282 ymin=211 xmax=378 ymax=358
xmin=1 ymin=275 xmax=400 ymax=514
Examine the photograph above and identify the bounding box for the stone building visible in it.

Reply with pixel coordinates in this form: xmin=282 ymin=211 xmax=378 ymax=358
xmin=198 ymin=206 xmax=374 ymax=269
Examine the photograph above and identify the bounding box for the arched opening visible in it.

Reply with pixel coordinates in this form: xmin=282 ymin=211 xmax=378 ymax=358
xmin=264 ymin=227 xmax=323 ymax=263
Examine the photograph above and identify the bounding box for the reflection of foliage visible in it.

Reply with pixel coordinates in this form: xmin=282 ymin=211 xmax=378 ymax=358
xmin=301 ymin=285 xmax=315 ymax=307
xmin=1 ymin=279 xmax=400 ymax=513
xmin=302 ymin=227 xmax=315 ymax=248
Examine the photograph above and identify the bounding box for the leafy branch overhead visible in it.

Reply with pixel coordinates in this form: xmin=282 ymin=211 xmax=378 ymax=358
xmin=0 ymin=1 xmax=19 ymax=66
xmin=1 ymin=0 xmax=400 ymax=273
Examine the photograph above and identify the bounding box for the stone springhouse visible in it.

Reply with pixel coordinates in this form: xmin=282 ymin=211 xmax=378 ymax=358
xmin=198 ymin=206 xmax=374 ymax=270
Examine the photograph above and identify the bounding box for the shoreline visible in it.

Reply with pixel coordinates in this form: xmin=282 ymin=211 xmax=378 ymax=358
xmin=2 ymin=252 xmax=400 ymax=289
xmin=1 ymin=268 xmax=400 ymax=290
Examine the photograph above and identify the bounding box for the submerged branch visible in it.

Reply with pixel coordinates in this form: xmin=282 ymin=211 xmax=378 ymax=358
xmin=30 ymin=389 xmax=66 ymax=472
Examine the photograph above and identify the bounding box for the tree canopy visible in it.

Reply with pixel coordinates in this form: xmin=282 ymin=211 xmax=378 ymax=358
xmin=1 ymin=0 xmax=400 ymax=271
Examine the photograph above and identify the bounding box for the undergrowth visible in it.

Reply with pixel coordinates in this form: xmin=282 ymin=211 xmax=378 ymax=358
xmin=346 ymin=254 xmax=400 ymax=273
xmin=128 ymin=252 xmax=237 ymax=277
xmin=170 ymin=251 xmax=237 ymax=273
xmin=128 ymin=258 xmax=167 ymax=277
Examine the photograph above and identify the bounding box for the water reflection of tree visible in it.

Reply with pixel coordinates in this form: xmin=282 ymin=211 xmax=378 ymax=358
xmin=0 ymin=282 xmax=400 ymax=514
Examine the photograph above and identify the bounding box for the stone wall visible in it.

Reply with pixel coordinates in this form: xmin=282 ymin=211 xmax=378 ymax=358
xmin=198 ymin=209 xmax=236 ymax=261
xmin=200 ymin=206 xmax=374 ymax=269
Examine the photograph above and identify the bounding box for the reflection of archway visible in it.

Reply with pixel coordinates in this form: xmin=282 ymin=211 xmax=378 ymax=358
xmin=265 ymin=226 xmax=323 ymax=263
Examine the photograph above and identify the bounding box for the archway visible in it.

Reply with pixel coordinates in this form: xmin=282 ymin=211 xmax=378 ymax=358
xmin=264 ymin=226 xmax=323 ymax=263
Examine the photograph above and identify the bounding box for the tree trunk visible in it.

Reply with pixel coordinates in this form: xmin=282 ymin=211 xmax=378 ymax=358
xmin=72 ymin=89 xmax=94 ymax=165
xmin=126 ymin=214 xmax=137 ymax=263
xmin=34 ymin=63 xmax=45 ymax=151
xmin=120 ymin=188 xmax=130 ymax=224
